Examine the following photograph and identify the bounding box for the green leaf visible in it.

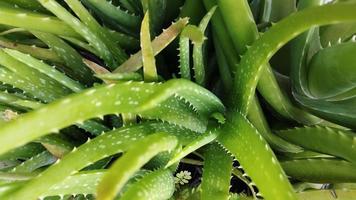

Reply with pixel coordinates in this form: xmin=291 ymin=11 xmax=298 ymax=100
xmin=201 ymin=143 xmax=232 ymax=200
xmin=281 ymin=159 xmax=356 ymax=183
xmin=277 ymin=126 xmax=356 ymax=163
xmin=96 ymin=132 xmax=177 ymax=200
xmin=120 ymin=169 xmax=174 ymax=200
xmin=218 ymin=113 xmax=296 ymax=200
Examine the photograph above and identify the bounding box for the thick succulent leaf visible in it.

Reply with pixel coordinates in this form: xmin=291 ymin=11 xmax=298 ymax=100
xmin=260 ymin=0 xmax=296 ymax=22
xmin=37 ymin=134 xmax=75 ymax=158
xmin=0 ymin=50 xmax=70 ymax=101
xmin=64 ymin=0 xmax=127 ymax=67
xmin=320 ymin=22 xmax=356 ymax=47
xmin=0 ymin=143 xmax=44 ymax=161
xmin=0 ymin=36 xmax=62 ymax=64
xmin=218 ymin=0 xmax=320 ymax=124
xmin=231 ymin=3 xmax=356 ymax=114
xmin=0 ymin=79 xmax=222 ymax=156
xmin=95 ymin=72 xmax=142 ymax=82
xmin=37 ymin=0 xmax=115 ymax=67
xmin=141 ymin=12 xmax=157 ymax=82
xmin=179 ymin=25 xmax=204 ymax=80
xmin=277 ymin=126 xmax=356 ymax=163
xmin=11 ymin=151 xmax=56 ymax=173
xmin=294 ymin=93 xmax=356 ymax=129
xmin=0 ymin=91 xmax=38 ymax=110
xmin=115 ymin=17 xmax=189 ymax=73
xmin=307 ymin=42 xmax=356 ymax=98
xmin=201 ymin=143 xmax=232 ymax=200
xmin=218 ymin=112 xmax=296 ymax=200
xmin=4 ymin=49 xmax=84 ymax=92
xmin=120 ymin=169 xmax=174 ymax=200
xmin=81 ymin=0 xmax=141 ymax=33
xmin=41 ymin=170 xmax=104 ymax=198
xmin=166 ymin=130 xmax=218 ymax=167
xmin=31 ymin=31 xmax=95 ymax=85
xmin=137 ymin=79 xmax=224 ymax=116
xmin=0 ymin=5 xmax=80 ymax=38
xmin=3 ymin=0 xmax=47 ymax=13
xmin=96 ymin=132 xmax=177 ymax=200
xmin=192 ymin=6 xmax=216 ymax=86
xmin=141 ymin=0 xmax=167 ymax=34
xmin=6 ymin=122 xmax=198 ymax=200
xmin=248 ymin=97 xmax=303 ymax=153
xmin=0 ymin=170 xmax=104 ymax=198
xmin=281 ymin=159 xmax=356 ymax=183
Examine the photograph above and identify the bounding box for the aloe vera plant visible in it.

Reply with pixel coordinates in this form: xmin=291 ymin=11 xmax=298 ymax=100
xmin=0 ymin=0 xmax=356 ymax=200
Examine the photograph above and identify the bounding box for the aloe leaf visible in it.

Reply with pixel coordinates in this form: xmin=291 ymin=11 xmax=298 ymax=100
xmin=0 ymin=69 xmax=37 ymax=100
xmin=31 ymin=31 xmax=95 ymax=85
xmin=201 ymin=143 xmax=232 ymax=200
xmin=64 ymin=0 xmax=127 ymax=67
xmin=137 ymin=79 xmax=224 ymax=116
xmin=141 ymin=0 xmax=167 ymax=34
xmin=61 ymin=36 xmax=97 ymax=55
xmin=231 ymin=3 xmax=356 ymax=114
xmin=37 ymin=0 xmax=115 ymax=68
xmin=0 ymin=87 xmax=109 ymax=136
xmin=166 ymin=130 xmax=218 ymax=167
xmin=179 ymin=0 xmax=205 ymax=26
xmin=179 ymin=25 xmax=205 ymax=80
xmin=106 ymin=30 xmax=140 ymax=51
xmin=95 ymin=72 xmax=142 ymax=82
xmin=138 ymin=96 xmax=209 ymax=132
xmin=118 ymin=0 xmax=138 ymax=14
xmin=0 ymin=79 xmax=221 ymax=155
xmin=261 ymin=0 xmax=296 ymax=23
xmin=4 ymin=0 xmax=46 ymax=12
xmin=37 ymin=134 xmax=75 ymax=158
xmin=4 ymin=49 xmax=84 ymax=92
xmin=257 ymin=66 xmax=321 ymax=124
xmin=0 ymin=55 xmax=69 ymax=101
xmin=192 ymin=6 xmax=216 ymax=86
xmin=202 ymin=0 xmax=239 ymax=74
xmin=281 ymin=159 xmax=356 ymax=183
xmin=11 ymin=151 xmax=56 ymax=173
xmin=96 ymin=132 xmax=177 ymax=200
xmin=42 ymin=170 xmax=104 ymax=198
xmin=0 ymin=5 xmax=81 ymax=38
xmin=218 ymin=0 xmax=320 ymax=124
xmin=216 ymin=0 xmax=257 ymax=54
xmin=0 ymin=143 xmax=44 ymax=161
xmin=290 ymin=0 xmax=323 ymax=97
xmin=277 ymin=126 xmax=356 ymax=163
xmin=307 ymin=42 xmax=356 ymax=98
xmin=218 ymin=113 xmax=296 ymax=200
xmin=120 ymin=169 xmax=174 ymax=200
xmin=293 ymin=93 xmax=356 ymax=129
xmin=81 ymin=0 xmax=141 ymax=33
xmin=213 ymin=35 xmax=232 ymax=90
xmin=211 ymin=0 xmax=306 ymax=152
xmin=0 ymin=170 xmax=104 ymax=198
xmin=141 ymin=12 xmax=157 ymax=82
xmin=248 ymin=97 xmax=302 ymax=153
xmin=1 ymin=170 xmax=163 ymax=199
xmin=0 ymin=36 xmax=62 ymax=63
xmin=320 ymin=22 xmax=356 ymax=47
xmin=114 ymin=17 xmax=189 ymax=73
xmin=0 ymin=91 xmax=38 ymax=110
xmin=8 ymin=122 xmax=197 ymax=200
